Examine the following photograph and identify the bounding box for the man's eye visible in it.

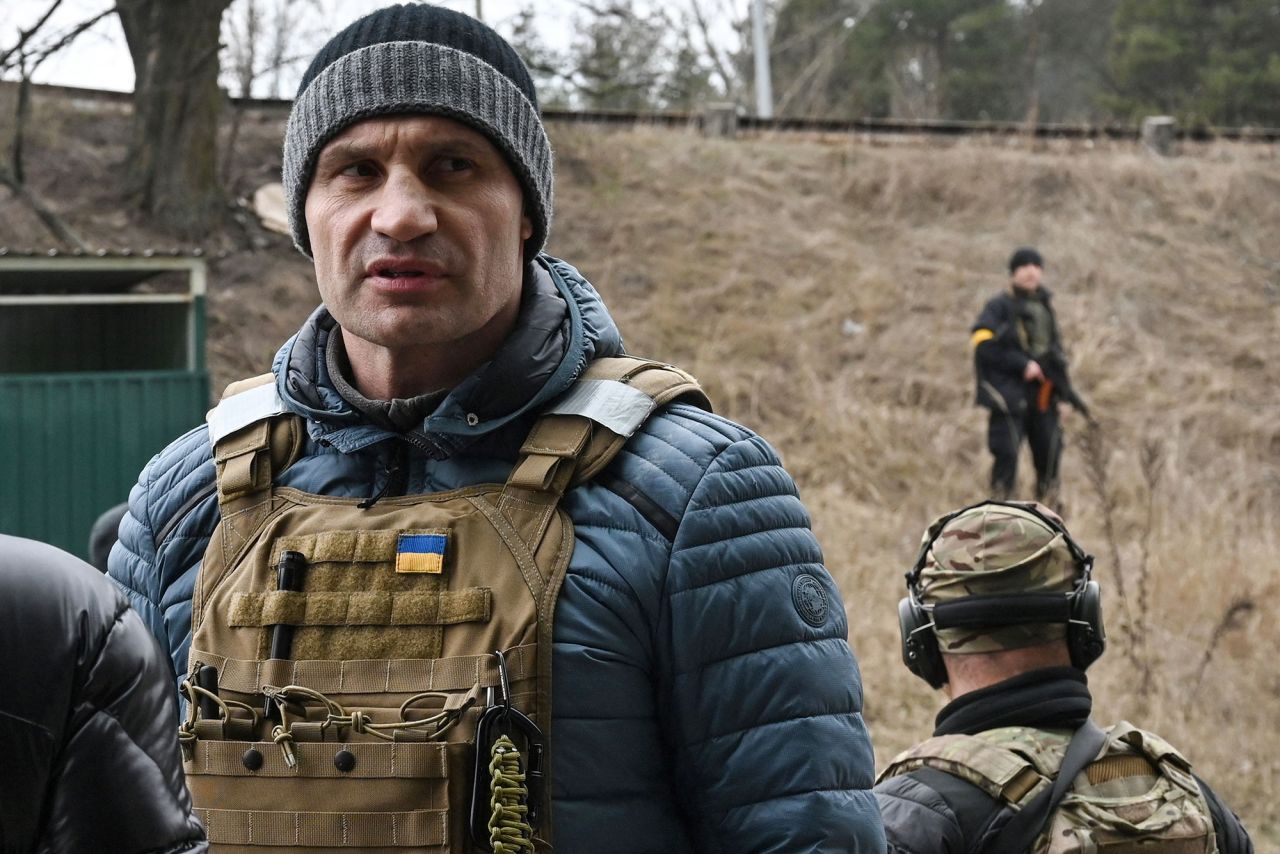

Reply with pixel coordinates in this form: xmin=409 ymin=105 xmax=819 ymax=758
xmin=340 ymin=161 xmax=379 ymax=178
xmin=435 ymin=157 xmax=473 ymax=174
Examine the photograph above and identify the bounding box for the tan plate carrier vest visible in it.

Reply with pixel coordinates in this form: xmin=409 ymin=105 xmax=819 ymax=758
xmin=878 ymin=722 xmax=1217 ymax=853
xmin=182 ymin=357 xmax=708 ymax=853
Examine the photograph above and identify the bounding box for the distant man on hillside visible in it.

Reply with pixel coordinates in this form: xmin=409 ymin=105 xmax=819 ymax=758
xmin=875 ymin=500 xmax=1253 ymax=853
xmin=971 ymin=247 xmax=1089 ymax=501
xmin=108 ymin=4 xmax=883 ymax=852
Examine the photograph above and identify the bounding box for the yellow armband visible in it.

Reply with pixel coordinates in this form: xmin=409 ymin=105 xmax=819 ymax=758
xmin=970 ymin=328 xmax=995 ymax=347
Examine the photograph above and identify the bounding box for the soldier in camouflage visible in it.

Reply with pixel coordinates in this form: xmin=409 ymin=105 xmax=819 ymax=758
xmin=875 ymin=501 xmax=1252 ymax=853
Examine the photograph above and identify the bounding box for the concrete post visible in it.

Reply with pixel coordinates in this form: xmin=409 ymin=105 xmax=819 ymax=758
xmin=1141 ymin=115 xmax=1177 ymax=156
xmin=702 ymin=103 xmax=738 ymax=139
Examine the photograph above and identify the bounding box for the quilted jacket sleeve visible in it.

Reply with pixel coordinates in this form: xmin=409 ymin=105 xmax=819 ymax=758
xmin=0 ymin=536 xmax=207 ymax=852
xmin=874 ymin=769 xmax=979 ymax=853
xmin=658 ymin=414 xmax=883 ymax=851
xmin=109 ymin=425 xmax=219 ymax=685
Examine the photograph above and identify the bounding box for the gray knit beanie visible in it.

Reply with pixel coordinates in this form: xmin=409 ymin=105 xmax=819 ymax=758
xmin=283 ymin=3 xmax=553 ymax=258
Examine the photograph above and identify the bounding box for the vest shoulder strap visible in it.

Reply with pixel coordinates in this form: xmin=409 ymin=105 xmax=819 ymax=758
xmin=207 ymin=373 xmax=287 ymax=446
xmin=509 ymin=356 xmax=711 ymax=492
xmin=206 ymin=374 xmax=304 ymax=563
xmin=498 ymin=357 xmax=710 ymax=548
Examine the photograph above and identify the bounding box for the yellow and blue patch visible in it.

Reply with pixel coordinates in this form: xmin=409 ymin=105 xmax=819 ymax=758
xmin=395 ymin=530 xmax=449 ymax=574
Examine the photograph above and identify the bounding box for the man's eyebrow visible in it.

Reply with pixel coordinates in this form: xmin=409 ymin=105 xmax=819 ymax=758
xmin=316 ymin=135 xmax=492 ymax=166
xmin=316 ymin=139 xmax=377 ymax=167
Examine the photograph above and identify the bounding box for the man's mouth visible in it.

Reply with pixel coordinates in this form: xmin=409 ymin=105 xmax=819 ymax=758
xmin=377 ymin=267 xmax=424 ymax=278
xmin=363 ymin=257 xmax=447 ymax=291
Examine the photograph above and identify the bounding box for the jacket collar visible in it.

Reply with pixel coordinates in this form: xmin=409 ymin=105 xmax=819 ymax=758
xmin=272 ymin=254 xmax=625 ymax=455
xmin=933 ymin=666 xmax=1092 ymax=737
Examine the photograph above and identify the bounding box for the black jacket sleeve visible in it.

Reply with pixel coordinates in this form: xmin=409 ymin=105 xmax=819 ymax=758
xmin=973 ymin=295 xmax=1031 ymax=380
xmin=0 ymin=535 xmax=208 ymax=853
xmin=1197 ymin=774 xmax=1254 ymax=854
xmin=876 ymin=773 xmax=967 ymax=854
xmin=876 ymin=766 xmax=1016 ymax=854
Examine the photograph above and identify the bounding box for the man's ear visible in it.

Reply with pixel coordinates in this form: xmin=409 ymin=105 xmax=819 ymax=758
xmin=521 ymin=213 xmax=533 ymax=242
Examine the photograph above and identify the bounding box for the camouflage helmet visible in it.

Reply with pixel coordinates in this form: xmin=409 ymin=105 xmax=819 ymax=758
xmin=916 ymin=501 xmax=1082 ymax=654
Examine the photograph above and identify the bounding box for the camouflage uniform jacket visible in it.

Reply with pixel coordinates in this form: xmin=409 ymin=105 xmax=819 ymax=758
xmin=873 ymin=667 xmax=1252 ymax=854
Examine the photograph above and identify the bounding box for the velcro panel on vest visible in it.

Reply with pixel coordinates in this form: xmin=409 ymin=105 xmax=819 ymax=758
xmin=200 ymin=642 xmax=537 ymax=696
xmin=270 ymin=529 xmax=445 ymax=567
xmin=881 ymin=734 xmax=1045 ymax=806
xmin=196 ymin=807 xmax=446 ymax=847
xmin=1086 ymin=754 xmax=1157 ymax=785
xmin=228 ymin=589 xmax=490 ymax=627
xmin=257 ymin=529 xmax=462 ymax=662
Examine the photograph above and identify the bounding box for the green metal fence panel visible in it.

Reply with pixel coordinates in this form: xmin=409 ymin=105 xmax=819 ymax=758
xmin=0 ymin=370 xmax=209 ymax=560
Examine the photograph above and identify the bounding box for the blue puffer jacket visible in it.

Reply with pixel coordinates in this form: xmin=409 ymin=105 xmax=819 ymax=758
xmin=109 ymin=255 xmax=884 ymax=853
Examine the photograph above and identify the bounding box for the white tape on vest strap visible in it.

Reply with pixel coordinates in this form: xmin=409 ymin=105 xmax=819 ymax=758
xmin=546 ymin=379 xmax=656 ymax=438
xmin=206 ymin=381 xmax=287 ymax=446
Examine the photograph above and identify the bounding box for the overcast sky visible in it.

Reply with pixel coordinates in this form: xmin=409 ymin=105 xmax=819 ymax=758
xmin=8 ymin=0 xmax=745 ymax=96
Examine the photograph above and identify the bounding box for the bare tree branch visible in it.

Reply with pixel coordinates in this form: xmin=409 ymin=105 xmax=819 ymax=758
xmin=0 ymin=0 xmax=65 ymax=72
xmin=688 ymin=0 xmax=739 ymax=99
xmin=0 ymin=168 xmax=91 ymax=250
xmin=9 ymin=70 xmax=31 ymax=183
xmin=26 ymin=6 xmax=118 ymax=73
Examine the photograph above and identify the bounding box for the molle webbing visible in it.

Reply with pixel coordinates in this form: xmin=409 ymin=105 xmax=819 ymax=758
xmin=196 ymin=807 xmax=447 ymax=848
xmin=195 ymin=643 xmax=537 ymax=697
xmin=227 ymin=589 xmax=491 ymax=628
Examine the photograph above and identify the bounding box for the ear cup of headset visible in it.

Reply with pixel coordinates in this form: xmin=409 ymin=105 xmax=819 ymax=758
xmin=1067 ymin=579 xmax=1106 ymax=671
xmin=899 ymin=596 xmax=947 ymax=689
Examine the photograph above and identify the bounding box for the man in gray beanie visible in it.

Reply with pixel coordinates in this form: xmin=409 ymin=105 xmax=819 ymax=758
xmin=110 ymin=5 xmax=884 ymax=852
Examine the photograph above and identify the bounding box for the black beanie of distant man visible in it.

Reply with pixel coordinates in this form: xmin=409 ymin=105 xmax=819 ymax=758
xmin=282 ymin=3 xmax=554 ymax=259
xmin=1008 ymin=246 xmax=1044 ymax=274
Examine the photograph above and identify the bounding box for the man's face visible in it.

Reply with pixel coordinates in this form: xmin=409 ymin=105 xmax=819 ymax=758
xmin=305 ymin=115 xmax=532 ymax=358
xmin=1011 ymin=262 xmax=1043 ymax=292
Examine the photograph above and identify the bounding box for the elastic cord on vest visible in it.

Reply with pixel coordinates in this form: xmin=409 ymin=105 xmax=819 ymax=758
xmin=488 ymin=734 xmax=534 ymax=853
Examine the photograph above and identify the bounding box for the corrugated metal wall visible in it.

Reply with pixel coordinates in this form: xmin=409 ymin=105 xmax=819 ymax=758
xmin=0 ymin=303 xmax=191 ymax=373
xmin=0 ymin=371 xmax=209 ymax=560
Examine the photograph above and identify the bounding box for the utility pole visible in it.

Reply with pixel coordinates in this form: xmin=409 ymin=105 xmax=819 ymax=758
xmin=752 ymin=0 xmax=773 ymax=118
xmin=475 ymin=0 xmax=482 ymax=21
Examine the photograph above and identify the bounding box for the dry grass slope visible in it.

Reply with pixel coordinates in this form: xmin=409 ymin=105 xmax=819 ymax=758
xmin=550 ymin=126 xmax=1280 ymax=847
xmin=3 ymin=97 xmax=1277 ymax=847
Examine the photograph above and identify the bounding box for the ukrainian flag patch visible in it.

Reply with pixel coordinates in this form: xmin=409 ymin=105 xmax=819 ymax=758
xmin=395 ymin=530 xmax=449 ymax=574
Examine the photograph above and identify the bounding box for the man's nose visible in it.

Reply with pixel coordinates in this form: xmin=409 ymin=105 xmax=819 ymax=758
xmin=370 ymin=173 xmax=438 ymax=242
